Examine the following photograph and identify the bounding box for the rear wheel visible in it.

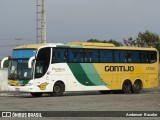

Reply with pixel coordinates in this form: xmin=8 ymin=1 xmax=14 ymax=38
xmin=50 ymin=82 xmax=65 ymax=96
xmin=132 ymin=80 xmax=142 ymax=94
xmin=122 ymin=80 xmax=132 ymax=94
xmin=30 ymin=93 xmax=43 ymax=97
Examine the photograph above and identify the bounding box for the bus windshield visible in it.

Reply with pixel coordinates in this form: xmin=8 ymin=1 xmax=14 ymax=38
xmin=8 ymin=49 xmax=36 ymax=80
xmin=8 ymin=59 xmax=34 ymax=80
xmin=12 ymin=49 xmax=36 ymax=59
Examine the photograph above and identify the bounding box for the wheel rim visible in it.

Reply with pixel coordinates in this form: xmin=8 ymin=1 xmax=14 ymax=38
xmin=133 ymin=81 xmax=142 ymax=93
xmin=134 ymin=84 xmax=141 ymax=90
xmin=54 ymin=86 xmax=61 ymax=93
xmin=123 ymin=81 xmax=131 ymax=93
xmin=124 ymin=83 xmax=130 ymax=92
xmin=125 ymin=86 xmax=130 ymax=92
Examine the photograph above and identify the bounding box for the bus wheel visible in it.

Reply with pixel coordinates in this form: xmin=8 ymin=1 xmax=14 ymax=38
xmin=50 ymin=82 xmax=65 ymax=96
xmin=132 ymin=80 xmax=142 ymax=94
xmin=122 ymin=80 xmax=132 ymax=94
xmin=30 ymin=93 xmax=43 ymax=97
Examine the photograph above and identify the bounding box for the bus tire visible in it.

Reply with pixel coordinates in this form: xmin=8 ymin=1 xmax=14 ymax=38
xmin=30 ymin=93 xmax=43 ymax=97
xmin=122 ymin=80 xmax=132 ymax=94
xmin=50 ymin=82 xmax=65 ymax=96
xmin=132 ymin=80 xmax=142 ymax=94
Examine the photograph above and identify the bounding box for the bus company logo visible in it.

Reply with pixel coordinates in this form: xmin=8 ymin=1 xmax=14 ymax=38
xmin=2 ymin=112 xmax=11 ymax=117
xmin=37 ymin=82 xmax=49 ymax=90
xmin=52 ymin=67 xmax=65 ymax=72
xmin=105 ymin=66 xmax=134 ymax=72
xmin=2 ymin=112 xmax=42 ymax=118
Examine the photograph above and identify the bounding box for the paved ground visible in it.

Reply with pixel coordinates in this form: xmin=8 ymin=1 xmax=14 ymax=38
xmin=0 ymin=87 xmax=160 ymax=120
xmin=0 ymin=81 xmax=160 ymax=120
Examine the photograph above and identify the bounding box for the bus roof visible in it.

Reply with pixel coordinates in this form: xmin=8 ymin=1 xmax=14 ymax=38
xmin=15 ymin=42 xmax=157 ymax=51
xmin=15 ymin=43 xmax=63 ymax=49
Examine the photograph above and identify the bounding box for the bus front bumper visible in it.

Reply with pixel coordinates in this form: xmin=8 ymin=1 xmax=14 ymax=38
xmin=8 ymin=85 xmax=34 ymax=93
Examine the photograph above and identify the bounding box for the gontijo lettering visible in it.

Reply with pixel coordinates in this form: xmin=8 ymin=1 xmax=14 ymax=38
xmin=105 ymin=66 xmax=134 ymax=72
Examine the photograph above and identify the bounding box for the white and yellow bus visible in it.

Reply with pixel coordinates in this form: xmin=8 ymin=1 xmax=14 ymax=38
xmin=1 ymin=42 xmax=159 ymax=97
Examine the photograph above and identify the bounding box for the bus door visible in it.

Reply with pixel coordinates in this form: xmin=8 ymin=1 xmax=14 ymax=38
xmin=34 ymin=47 xmax=51 ymax=91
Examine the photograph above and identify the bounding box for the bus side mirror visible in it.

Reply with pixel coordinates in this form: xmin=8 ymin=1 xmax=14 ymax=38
xmin=1 ymin=57 xmax=9 ymax=68
xmin=28 ymin=56 xmax=35 ymax=68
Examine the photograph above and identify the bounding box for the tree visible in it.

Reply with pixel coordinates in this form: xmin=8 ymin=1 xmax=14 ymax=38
xmin=123 ymin=37 xmax=137 ymax=46
xmin=137 ymin=30 xmax=160 ymax=47
xmin=87 ymin=39 xmax=101 ymax=43
xmin=123 ymin=31 xmax=160 ymax=51
xmin=87 ymin=39 xmax=122 ymax=46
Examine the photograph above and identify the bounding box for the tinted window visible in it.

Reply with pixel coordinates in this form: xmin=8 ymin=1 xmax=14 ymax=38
xmin=51 ymin=48 xmax=157 ymax=64
xmin=99 ymin=50 xmax=106 ymax=62
xmin=99 ymin=50 xmax=113 ymax=62
xmin=12 ymin=49 xmax=36 ymax=59
xmin=68 ymin=49 xmax=83 ymax=62
xmin=84 ymin=50 xmax=93 ymax=62
xmin=140 ymin=51 xmax=148 ymax=63
xmin=35 ymin=47 xmax=51 ymax=78
xmin=127 ymin=51 xmax=140 ymax=63
xmin=52 ymin=49 xmax=67 ymax=63
xmin=148 ymin=51 xmax=157 ymax=63
xmin=106 ymin=50 xmax=113 ymax=62
xmin=114 ymin=50 xmax=126 ymax=63
xmin=92 ymin=50 xmax=99 ymax=62
xmin=84 ymin=49 xmax=99 ymax=62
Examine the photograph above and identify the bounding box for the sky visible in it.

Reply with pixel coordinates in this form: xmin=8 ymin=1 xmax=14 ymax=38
xmin=0 ymin=0 xmax=160 ymax=58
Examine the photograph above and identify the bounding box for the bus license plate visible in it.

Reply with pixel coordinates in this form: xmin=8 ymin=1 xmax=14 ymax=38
xmin=15 ymin=88 xmax=19 ymax=91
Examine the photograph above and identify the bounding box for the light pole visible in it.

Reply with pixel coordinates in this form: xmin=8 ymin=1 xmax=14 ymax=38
xmin=41 ymin=0 xmax=46 ymax=44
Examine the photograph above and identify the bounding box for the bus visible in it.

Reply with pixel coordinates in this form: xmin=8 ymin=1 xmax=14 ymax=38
xmin=1 ymin=42 xmax=159 ymax=97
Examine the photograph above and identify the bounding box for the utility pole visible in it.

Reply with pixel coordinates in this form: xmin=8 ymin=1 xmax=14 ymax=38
xmin=36 ymin=0 xmax=46 ymax=44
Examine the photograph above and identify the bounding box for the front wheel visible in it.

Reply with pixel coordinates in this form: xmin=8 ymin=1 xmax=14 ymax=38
xmin=50 ymin=82 xmax=65 ymax=96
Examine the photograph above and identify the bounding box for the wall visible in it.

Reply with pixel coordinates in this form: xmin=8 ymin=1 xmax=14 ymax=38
xmin=0 ymin=68 xmax=8 ymax=91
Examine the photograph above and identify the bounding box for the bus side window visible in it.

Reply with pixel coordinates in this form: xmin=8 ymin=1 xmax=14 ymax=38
xmin=114 ymin=50 xmax=126 ymax=63
xmin=92 ymin=50 xmax=99 ymax=62
xmin=130 ymin=51 xmax=140 ymax=63
xmin=126 ymin=52 xmax=131 ymax=62
xmin=68 ymin=49 xmax=74 ymax=62
xmin=52 ymin=50 xmax=59 ymax=63
xmin=76 ymin=50 xmax=83 ymax=62
xmin=140 ymin=51 xmax=148 ymax=63
xmin=68 ymin=49 xmax=83 ymax=63
xmin=100 ymin=50 xmax=105 ymax=62
xmin=84 ymin=50 xmax=92 ymax=62
xmin=148 ymin=51 xmax=157 ymax=63
xmin=52 ymin=49 xmax=67 ymax=63
xmin=59 ymin=49 xmax=67 ymax=62
xmin=106 ymin=50 xmax=113 ymax=62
